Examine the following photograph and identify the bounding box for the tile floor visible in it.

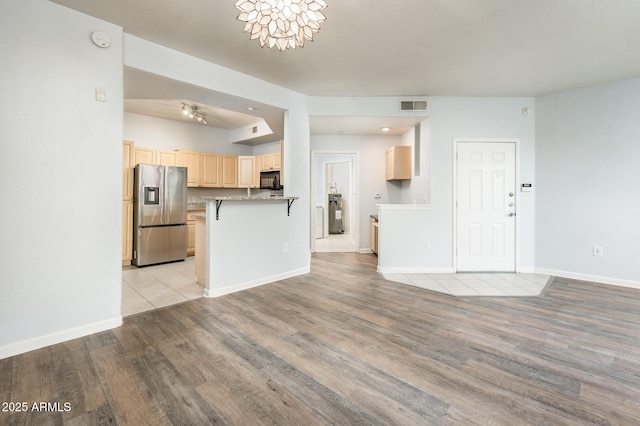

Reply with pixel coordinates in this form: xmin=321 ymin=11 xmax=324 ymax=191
xmin=382 ymin=271 xmax=551 ymax=297
xmin=315 ymin=233 xmax=357 ymax=252
xmin=122 ymin=257 xmax=204 ymax=316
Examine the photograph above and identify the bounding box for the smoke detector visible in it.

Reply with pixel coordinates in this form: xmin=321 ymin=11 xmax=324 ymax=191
xmin=91 ymin=32 xmax=111 ymax=48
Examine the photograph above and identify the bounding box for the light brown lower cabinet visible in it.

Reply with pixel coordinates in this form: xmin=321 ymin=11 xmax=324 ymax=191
xmin=122 ymin=200 xmax=133 ymax=265
xmin=187 ymin=210 xmax=205 ymax=256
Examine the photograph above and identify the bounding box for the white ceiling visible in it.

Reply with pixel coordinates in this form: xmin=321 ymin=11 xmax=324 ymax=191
xmin=51 ymin=0 xmax=640 ymax=138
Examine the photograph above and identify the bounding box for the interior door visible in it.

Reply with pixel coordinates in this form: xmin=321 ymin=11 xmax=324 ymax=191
xmin=456 ymin=142 xmax=516 ymax=271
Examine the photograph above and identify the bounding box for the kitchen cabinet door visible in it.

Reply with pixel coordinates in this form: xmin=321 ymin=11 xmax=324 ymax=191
xmin=238 ymin=156 xmax=256 ymax=188
xmin=122 ymin=141 xmax=134 ymax=200
xmin=158 ymin=150 xmax=178 ymax=166
xmin=200 ymin=153 xmax=221 ymax=187
xmin=134 ymin=147 xmax=157 ymax=165
xmin=221 ymin=155 xmax=238 ymax=188
xmin=386 ymin=145 xmax=412 ymax=180
xmin=122 ymin=200 xmax=133 ymax=265
xmin=177 ymin=150 xmax=200 ymax=187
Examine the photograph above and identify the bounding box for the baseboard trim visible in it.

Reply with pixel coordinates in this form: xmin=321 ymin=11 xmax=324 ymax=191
xmin=205 ymin=266 xmax=310 ymax=298
xmin=378 ymin=266 xmax=456 ymax=274
xmin=535 ymin=268 xmax=640 ymax=289
xmin=358 ymin=248 xmax=374 ymax=254
xmin=0 ymin=317 xmax=122 ymax=360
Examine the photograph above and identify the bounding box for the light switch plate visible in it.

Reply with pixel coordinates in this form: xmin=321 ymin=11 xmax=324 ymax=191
xmin=95 ymin=87 xmax=107 ymax=102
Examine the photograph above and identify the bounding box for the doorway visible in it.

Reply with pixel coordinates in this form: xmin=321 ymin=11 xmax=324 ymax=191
xmin=311 ymin=152 xmax=359 ymax=253
xmin=454 ymin=140 xmax=518 ymax=272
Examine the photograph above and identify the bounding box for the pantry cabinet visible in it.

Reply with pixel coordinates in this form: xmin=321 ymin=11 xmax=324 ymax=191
xmin=157 ymin=150 xmax=178 ymax=166
xmin=122 ymin=141 xmax=135 ymax=265
xmin=122 ymin=200 xmax=133 ymax=264
xmin=176 ymin=150 xmax=200 ymax=187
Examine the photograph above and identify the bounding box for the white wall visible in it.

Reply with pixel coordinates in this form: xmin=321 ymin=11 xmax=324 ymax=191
xmin=0 ymin=0 xmax=123 ymax=357
xmin=426 ymin=96 xmax=536 ymax=270
xmin=377 ymin=205 xmax=440 ymax=273
xmin=124 ymin=112 xmax=252 ymax=155
xmin=535 ymin=78 xmax=640 ymax=286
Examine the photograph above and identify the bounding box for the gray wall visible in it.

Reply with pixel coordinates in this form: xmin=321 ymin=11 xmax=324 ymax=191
xmin=536 ymin=77 xmax=640 ymax=284
xmin=0 ymin=0 xmax=124 ymax=355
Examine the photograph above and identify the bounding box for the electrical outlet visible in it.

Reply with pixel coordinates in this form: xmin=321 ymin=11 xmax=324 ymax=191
xmin=283 ymin=243 xmax=289 ymax=253
xmin=593 ymin=246 xmax=604 ymax=257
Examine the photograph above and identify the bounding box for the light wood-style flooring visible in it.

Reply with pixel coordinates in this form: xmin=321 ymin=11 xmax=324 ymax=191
xmin=2 ymin=253 xmax=640 ymax=425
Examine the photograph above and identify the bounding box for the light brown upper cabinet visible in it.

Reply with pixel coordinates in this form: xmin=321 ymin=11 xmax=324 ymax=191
xmin=386 ymin=145 xmax=412 ymax=180
xmin=200 ymin=153 xmax=222 ymax=187
xmin=221 ymin=155 xmax=238 ymax=188
xmin=122 ymin=141 xmax=134 ymax=200
xmin=258 ymin=152 xmax=281 ymax=171
xmin=133 ymin=146 xmax=156 ymax=165
xmin=157 ymin=150 xmax=178 ymax=166
xmin=238 ymin=156 xmax=257 ymax=188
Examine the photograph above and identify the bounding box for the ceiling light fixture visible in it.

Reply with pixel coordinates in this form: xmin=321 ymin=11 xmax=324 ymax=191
xmin=235 ymin=0 xmax=328 ymax=51
xmin=181 ymin=103 xmax=207 ymax=125
xmin=381 ymin=127 xmax=391 ymax=132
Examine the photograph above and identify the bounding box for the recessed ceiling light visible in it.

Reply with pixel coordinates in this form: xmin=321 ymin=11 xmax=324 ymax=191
xmin=381 ymin=127 xmax=391 ymax=132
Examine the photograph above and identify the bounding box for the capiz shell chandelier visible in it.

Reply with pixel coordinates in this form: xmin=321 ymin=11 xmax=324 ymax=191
xmin=235 ymin=0 xmax=327 ymax=51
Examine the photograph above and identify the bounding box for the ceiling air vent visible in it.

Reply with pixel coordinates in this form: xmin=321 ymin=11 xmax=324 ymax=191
xmin=399 ymin=99 xmax=428 ymax=112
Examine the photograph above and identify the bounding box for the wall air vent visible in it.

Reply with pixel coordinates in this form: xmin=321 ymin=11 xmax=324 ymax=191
xmin=399 ymin=99 xmax=428 ymax=112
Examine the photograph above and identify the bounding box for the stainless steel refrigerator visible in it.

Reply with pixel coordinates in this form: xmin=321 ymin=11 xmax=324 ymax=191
xmin=133 ymin=164 xmax=188 ymax=267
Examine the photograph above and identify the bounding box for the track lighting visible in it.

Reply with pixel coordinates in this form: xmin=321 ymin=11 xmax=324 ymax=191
xmin=181 ymin=103 xmax=207 ymax=125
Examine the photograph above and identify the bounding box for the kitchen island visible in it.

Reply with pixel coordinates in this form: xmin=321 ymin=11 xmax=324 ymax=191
xmin=196 ymin=195 xmax=307 ymax=297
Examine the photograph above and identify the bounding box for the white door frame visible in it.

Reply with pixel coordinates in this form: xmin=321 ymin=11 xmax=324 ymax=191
xmin=452 ymin=138 xmax=521 ymax=272
xmin=310 ymin=150 xmax=360 ymax=253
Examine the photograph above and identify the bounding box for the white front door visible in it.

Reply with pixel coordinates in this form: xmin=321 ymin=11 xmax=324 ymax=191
xmin=456 ymin=141 xmax=516 ymax=271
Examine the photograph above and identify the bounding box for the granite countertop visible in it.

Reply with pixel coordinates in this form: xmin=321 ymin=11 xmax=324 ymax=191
xmin=199 ymin=195 xmax=298 ymax=201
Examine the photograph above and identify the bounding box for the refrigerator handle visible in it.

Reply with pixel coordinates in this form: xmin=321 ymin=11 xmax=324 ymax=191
xmin=163 ymin=167 xmax=168 ymax=224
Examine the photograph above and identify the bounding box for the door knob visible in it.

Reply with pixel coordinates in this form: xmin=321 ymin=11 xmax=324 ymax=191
xmin=508 ymin=192 xmax=514 ymax=197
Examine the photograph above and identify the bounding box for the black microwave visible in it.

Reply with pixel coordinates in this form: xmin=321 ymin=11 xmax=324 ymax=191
xmin=260 ymin=170 xmax=282 ymax=189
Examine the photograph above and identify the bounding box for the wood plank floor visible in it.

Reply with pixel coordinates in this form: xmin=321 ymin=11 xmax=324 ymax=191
xmin=3 ymin=252 xmax=640 ymax=425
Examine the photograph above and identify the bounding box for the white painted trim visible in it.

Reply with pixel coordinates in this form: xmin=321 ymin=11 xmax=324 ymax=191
xmin=377 ymin=204 xmax=432 ymax=210
xmin=0 ymin=317 xmax=122 ymax=360
xmin=378 ymin=266 xmax=456 ymax=274
xmin=359 ymin=248 xmax=374 ymax=254
xmin=205 ymin=266 xmax=310 ymax=298
xmin=452 ymin=138 xmax=521 ymax=272
xmin=535 ymin=268 xmax=640 ymax=290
